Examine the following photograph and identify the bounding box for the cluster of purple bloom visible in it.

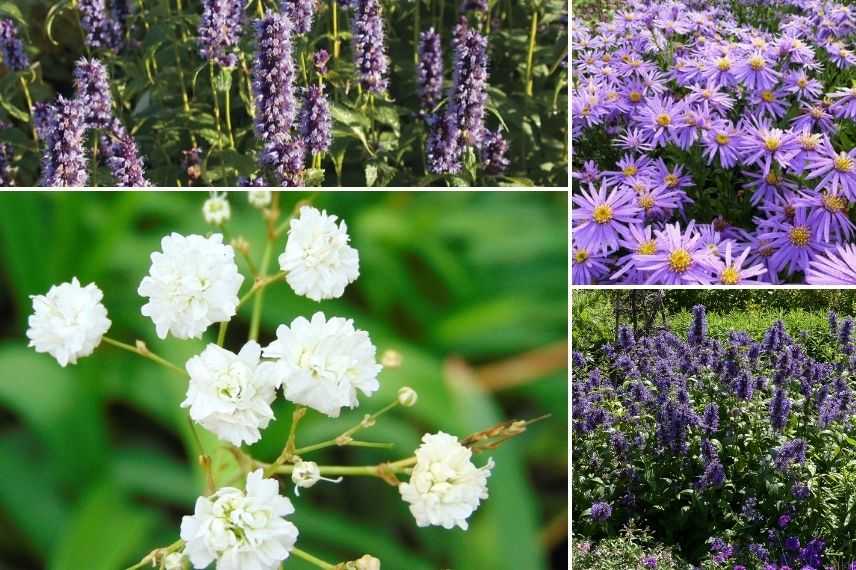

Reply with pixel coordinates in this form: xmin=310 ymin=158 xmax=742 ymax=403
xmin=573 ymin=304 xmax=856 ymax=566
xmin=572 ymin=0 xmax=856 ymax=284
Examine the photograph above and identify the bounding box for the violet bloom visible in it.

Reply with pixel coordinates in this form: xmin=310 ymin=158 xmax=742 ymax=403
xmin=572 ymin=242 xmax=610 ymax=285
xmin=73 ymin=57 xmax=113 ymax=129
xmin=734 ymin=50 xmax=780 ymax=91
xmin=238 ymin=175 xmax=267 ymax=186
xmin=704 ymin=53 xmax=738 ymax=88
xmin=281 ymin=0 xmax=315 ymax=34
xmin=711 ymin=242 xmax=767 ymax=284
xmin=572 ymin=183 xmax=642 ymax=254
xmin=252 ymin=13 xmax=297 ymax=145
xmin=198 ymin=0 xmax=244 ymax=68
xmin=349 ymin=0 xmax=389 ymax=93
xmin=796 ymin=190 xmax=854 ymax=242
xmin=313 ymin=49 xmax=330 ymax=75
xmin=417 ymin=28 xmax=443 ymax=118
xmin=829 ymin=85 xmax=856 ymax=120
xmin=480 ymin=129 xmax=509 ymax=175
xmin=41 ymin=96 xmax=88 ymax=187
xmin=573 ymin=160 xmax=601 ymax=185
xmin=426 ymin=112 xmax=461 ymax=175
xmin=751 ymin=87 xmax=788 ymax=120
xmin=703 ymin=120 xmax=742 ymax=168
xmin=791 ymin=103 xmax=835 ymax=134
xmin=770 ymin=387 xmax=791 ymax=431
xmin=610 ymin=224 xmax=659 ymax=283
xmin=774 ymin=438 xmax=806 ymax=471
xmin=0 ymin=18 xmax=29 ymax=71
xmin=102 ymin=123 xmax=149 ymax=187
xmin=590 ymin=501 xmax=612 ymax=522
xmin=740 ymin=120 xmax=799 ymax=176
xmin=636 ymin=96 xmax=682 ymax=148
xmin=449 ymin=20 xmax=488 ymax=147
xmin=803 ymin=137 xmax=856 ymax=199
xmin=635 ymin=221 xmax=714 ymax=285
xmin=806 ymin=243 xmax=856 ymax=284
xmin=761 ymin=209 xmax=826 ymax=276
xmin=261 ymin=136 xmax=305 ymax=186
xmin=784 ymin=70 xmax=822 ymax=102
xmin=298 ymin=84 xmax=331 ymax=155
xmin=689 ymin=304 xmax=707 ymax=345
xmin=78 ymin=0 xmax=121 ymax=51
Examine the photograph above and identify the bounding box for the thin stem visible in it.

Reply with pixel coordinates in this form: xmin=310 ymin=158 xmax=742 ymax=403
xmin=91 ymin=134 xmax=99 ymax=187
xmin=271 ymin=457 xmax=416 ymax=477
xmin=101 ymin=337 xmax=186 ymax=377
xmin=249 ymin=239 xmax=274 ymax=341
xmin=292 ymin=548 xmax=335 ymax=569
xmin=19 ymin=75 xmax=37 ymax=143
xmin=332 ymin=0 xmax=340 ymax=59
xmin=525 ymin=9 xmax=539 ymax=97
xmin=209 ymin=62 xmax=223 ymax=155
xmin=217 ymin=321 xmax=228 ymax=346
xmin=124 ymin=539 xmax=184 ymax=570
xmin=224 ymin=69 xmax=235 ymax=149
xmin=413 ymin=0 xmax=420 ymax=64
xmin=294 ymin=439 xmax=394 ymax=455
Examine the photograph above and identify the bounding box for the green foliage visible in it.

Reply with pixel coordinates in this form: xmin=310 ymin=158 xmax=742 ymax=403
xmin=0 ymin=191 xmax=567 ymax=569
xmin=572 ymin=526 xmax=693 ymax=570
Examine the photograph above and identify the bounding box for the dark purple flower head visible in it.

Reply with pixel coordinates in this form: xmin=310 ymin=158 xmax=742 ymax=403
xmin=774 ymin=438 xmax=807 ymax=472
xmin=298 ymin=84 xmax=331 ymax=155
xmin=697 ymin=459 xmax=725 ymax=489
xmin=590 ymin=501 xmax=612 ymax=522
xmin=426 ymin=111 xmax=461 ymax=175
xmin=449 ymin=19 xmax=488 ymax=147
xmin=0 ymin=18 xmax=29 ymax=71
xmin=349 ymin=0 xmax=389 ymax=93
xmin=313 ymin=49 xmax=330 ymax=75
xmin=32 ymin=101 xmax=55 ymax=141
xmin=642 ymin=555 xmax=658 ymax=568
xmin=829 ymin=310 xmax=839 ymax=336
xmin=73 ymin=57 xmax=114 ymax=129
xmin=785 ymin=536 xmax=801 ymax=551
xmin=689 ymin=304 xmax=708 ymax=344
xmin=791 ymin=481 xmax=811 ymax=500
xmin=778 ymin=513 xmax=792 ymax=528
xmin=41 ymin=96 xmax=88 ymax=187
xmin=78 ymin=0 xmax=121 ymax=51
xmin=770 ymin=387 xmax=791 ymax=431
xmin=198 ymin=0 xmax=244 ymax=67
xmin=111 ymin=0 xmax=133 ymax=49
xmin=702 ymin=402 xmax=719 ymax=433
xmin=281 ymin=0 xmax=316 ymax=34
xmin=480 ymin=129 xmax=509 ymax=175
xmin=417 ymin=28 xmax=444 ymax=118
xmin=103 ymin=124 xmax=149 ymax=187
xmin=252 ymin=13 xmax=297 ymax=145
xmin=261 ymin=136 xmax=305 ymax=186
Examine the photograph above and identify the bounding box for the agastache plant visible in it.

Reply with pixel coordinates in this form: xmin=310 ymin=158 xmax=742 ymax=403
xmin=0 ymin=18 xmax=29 ymax=71
xmin=417 ymin=28 xmax=443 ymax=118
xmin=298 ymin=84 xmax=332 ymax=156
xmin=347 ymin=0 xmax=389 ymax=93
xmin=198 ymin=0 xmax=244 ymax=68
xmin=26 ymin=194 xmax=536 ymax=570
xmin=448 ymin=18 xmax=488 ymax=148
xmin=73 ymin=57 xmax=114 ymax=129
xmin=78 ymin=0 xmax=121 ymax=51
xmin=252 ymin=14 xmax=297 ymax=144
xmin=281 ymin=0 xmax=316 ymax=35
xmin=40 ymin=96 xmax=89 ymax=187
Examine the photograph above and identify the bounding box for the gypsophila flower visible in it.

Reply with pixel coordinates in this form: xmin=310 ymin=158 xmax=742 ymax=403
xmin=181 ymin=469 xmax=298 ymax=570
xmin=198 ymin=0 xmax=244 ymax=68
xmin=27 ymin=278 xmax=111 ymax=367
xmin=279 ymin=206 xmax=359 ymax=301
xmin=203 ymin=192 xmax=231 ymax=225
xmin=399 ymin=432 xmax=494 ymax=530
xmin=298 ymin=84 xmax=332 ymax=155
xmin=0 ymin=18 xmax=29 ymax=71
xmin=417 ymin=28 xmax=443 ymax=117
xmin=138 ymin=233 xmax=244 ymax=339
xmin=262 ymin=312 xmax=382 ymax=417
xmin=248 ymin=189 xmax=272 ymax=208
xmin=348 ymin=0 xmax=389 ymax=93
xmin=291 ymin=460 xmax=321 ymax=489
xmin=182 ymin=342 xmax=282 ymax=446
xmin=398 ymin=386 xmax=418 ymax=407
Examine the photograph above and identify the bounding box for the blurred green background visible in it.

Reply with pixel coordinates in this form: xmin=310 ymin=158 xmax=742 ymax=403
xmin=0 ymin=191 xmax=568 ymax=570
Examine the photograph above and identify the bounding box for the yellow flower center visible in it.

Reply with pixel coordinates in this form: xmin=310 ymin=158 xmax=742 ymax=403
xmin=575 ymin=249 xmax=590 ymax=263
xmin=823 ymin=194 xmax=847 ymax=212
xmin=766 ymin=172 xmax=780 ymax=185
xmin=629 ymin=91 xmax=642 ymax=103
xmin=656 ymin=113 xmax=672 ymax=127
xmin=638 ymin=240 xmax=657 ymax=255
xmin=749 ymin=55 xmax=765 ymax=70
xmin=799 ymin=133 xmax=819 ymax=150
xmin=797 ymin=77 xmax=808 ymax=87
xmin=592 ymin=204 xmax=614 ymax=224
xmin=623 ymin=165 xmax=638 ymax=176
xmin=639 ymin=194 xmax=655 ymax=210
xmin=761 ymin=90 xmax=775 ymax=102
xmin=721 ymin=266 xmax=740 ymax=285
xmin=784 ymin=204 xmax=796 ymax=220
xmin=834 ymin=153 xmax=854 ymax=172
xmin=669 ymin=249 xmax=693 ymax=273
xmin=581 ymin=106 xmax=591 ymax=117
xmin=665 ymin=174 xmax=679 ymax=187
xmin=764 ymin=134 xmax=781 ymax=151
xmin=702 ymin=89 xmax=712 ymax=98
xmin=715 ymin=133 xmax=730 ymax=145
xmin=810 ymin=106 xmax=824 ymax=118
xmin=716 ymin=57 xmax=732 ymax=71
xmin=789 ymin=226 xmax=811 ymax=247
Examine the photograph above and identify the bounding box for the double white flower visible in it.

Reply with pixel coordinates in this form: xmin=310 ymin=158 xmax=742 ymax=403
xmin=181 ymin=469 xmax=298 ymax=570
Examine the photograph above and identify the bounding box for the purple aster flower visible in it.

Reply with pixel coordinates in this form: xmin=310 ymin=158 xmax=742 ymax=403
xmin=741 ymin=119 xmax=799 ymax=176
xmin=803 ymin=137 xmax=856 ymax=199
xmin=281 ymin=0 xmax=316 ymax=34
xmin=348 ymin=0 xmax=389 ymax=93
xmin=572 ymin=242 xmax=610 ymax=285
xmin=572 ymin=183 xmax=642 ymax=254
xmin=252 ymin=13 xmax=297 ymax=145
xmin=73 ymin=57 xmax=113 ymax=129
xmin=827 ymin=40 xmax=856 ymax=69
xmin=261 ymin=136 xmax=305 ymax=186
xmin=590 ymin=501 xmax=612 ymax=522
xmin=636 ymin=95 xmax=683 ymax=148
xmin=603 ymin=154 xmax=656 ymax=187
xmin=426 ymin=111 xmax=461 ymax=174
xmin=610 ymin=224 xmax=659 ymax=283
xmin=449 ymin=19 xmax=488 ymax=147
xmin=751 ymin=87 xmax=789 ymax=120
xmin=480 ymin=129 xmax=509 ymax=175
xmin=313 ymin=49 xmax=330 ymax=75
xmin=78 ymin=0 xmax=121 ymax=51
xmin=685 ymin=83 xmax=734 ymax=114
xmin=103 ymin=125 xmax=149 ymax=187
xmin=704 ymin=52 xmax=738 ymax=88
xmin=0 ymin=18 xmax=29 ymax=71
xmin=41 ymin=96 xmax=88 ymax=187
xmin=761 ymin=209 xmax=827 ymax=276
xmin=703 ymin=120 xmax=742 ymax=169
xmin=734 ymin=50 xmax=780 ymax=91
xmin=615 ymin=127 xmax=655 ymax=153
xmin=635 ymin=221 xmax=714 ymax=285
xmin=198 ymin=0 xmax=243 ymax=68
xmin=298 ymin=84 xmax=331 ymax=155
xmin=796 ymin=190 xmax=854 ymax=242
xmin=829 ymin=85 xmax=856 ymax=120
xmin=417 ymin=28 xmax=443 ymax=118
xmin=790 ymin=130 xmax=824 ymax=175
xmin=806 ymin=243 xmax=856 ymax=284
xmin=791 ymin=103 xmax=835 ymax=134
xmin=784 ymin=70 xmax=823 ymax=102
xmin=774 ymin=438 xmax=806 ymax=471
xmin=711 ymin=242 xmax=767 ymax=284
xmin=573 ymin=159 xmax=601 ymax=185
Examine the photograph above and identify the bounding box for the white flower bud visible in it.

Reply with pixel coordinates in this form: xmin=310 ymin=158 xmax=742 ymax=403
xmin=397 ymin=386 xmax=418 ymax=407
xmin=202 ymin=193 xmax=230 ymax=225
xmin=355 ymin=554 xmax=381 ymax=570
xmin=381 ymin=349 xmax=402 ymax=368
xmin=291 ymin=460 xmax=321 ymax=489
xmin=163 ymin=552 xmax=184 ymax=570
xmin=248 ymin=190 xmax=272 ymax=208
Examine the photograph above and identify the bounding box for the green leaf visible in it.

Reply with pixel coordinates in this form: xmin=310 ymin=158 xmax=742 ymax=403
xmin=0 ymin=1 xmax=26 ymax=25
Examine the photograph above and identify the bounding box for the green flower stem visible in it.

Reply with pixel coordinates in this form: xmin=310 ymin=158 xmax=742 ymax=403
xmin=224 ymin=70 xmax=235 ymax=149
xmin=217 ymin=321 xmax=228 ymax=346
xmin=332 ymin=0 xmax=340 ymax=59
xmin=18 ymin=75 xmax=37 ymax=143
xmin=248 ymin=239 xmax=274 ymax=341
xmin=270 ymin=456 xmax=417 ymax=477
xmin=294 ymin=439 xmax=394 ymax=455
xmin=292 ymin=547 xmax=335 ymax=569
xmin=413 ymin=0 xmax=420 ymax=64
xmin=209 ymin=62 xmax=224 ymax=154
xmin=525 ymin=9 xmax=539 ymax=97
xmin=101 ymin=336 xmax=186 ymax=377
xmin=124 ymin=539 xmax=184 ymax=570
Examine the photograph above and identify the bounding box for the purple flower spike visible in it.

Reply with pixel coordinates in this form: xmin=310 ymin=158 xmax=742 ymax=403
xmin=261 ymin=136 xmax=305 ymax=186
xmin=32 ymin=102 xmax=55 ymax=141
xmin=198 ymin=0 xmax=244 ymax=68
xmin=298 ymin=84 xmax=331 ymax=155
xmin=281 ymin=0 xmax=316 ymax=34
xmin=252 ymin=13 xmax=297 ymax=145
xmin=417 ymin=28 xmax=443 ymax=118
xmin=590 ymin=501 xmax=612 ymax=522
xmin=449 ymin=19 xmax=488 ymax=147
xmin=41 ymin=96 xmax=89 ymax=188
xmin=480 ymin=129 xmax=509 ymax=175
xmin=461 ymin=0 xmax=488 ymax=12
xmin=426 ymin=112 xmax=461 ymax=175
xmin=73 ymin=57 xmax=114 ymax=129
xmin=103 ymin=123 xmax=149 ymax=187
xmin=0 ymin=18 xmax=29 ymax=71
xmin=78 ymin=0 xmax=121 ymax=51
xmin=349 ymin=0 xmax=389 ymax=93
xmin=313 ymin=49 xmax=330 ymax=75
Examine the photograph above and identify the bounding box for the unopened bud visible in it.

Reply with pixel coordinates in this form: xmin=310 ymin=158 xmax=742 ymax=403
xmin=360 ymin=414 xmax=376 ymax=428
xmin=346 ymin=555 xmax=381 ymax=570
xmin=381 ymin=349 xmax=402 ymax=368
xmin=203 ymin=193 xmax=230 ymax=225
xmin=397 ymin=386 xmax=418 ymax=407
xmin=231 ymin=236 xmax=250 ymax=256
xmin=163 ymin=552 xmax=185 ymax=570
xmin=291 ymin=460 xmax=321 ymax=489
xmin=248 ymin=189 xmax=272 ymax=208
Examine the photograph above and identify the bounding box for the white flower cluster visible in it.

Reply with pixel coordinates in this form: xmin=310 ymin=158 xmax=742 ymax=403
xmin=180 ymin=469 xmax=298 ymax=570
xmin=279 ymin=206 xmax=360 ymax=301
xmin=399 ymin=432 xmax=494 ymax=530
xmin=26 ymin=278 xmax=111 ymax=367
xmin=138 ymin=233 xmax=243 ymax=339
